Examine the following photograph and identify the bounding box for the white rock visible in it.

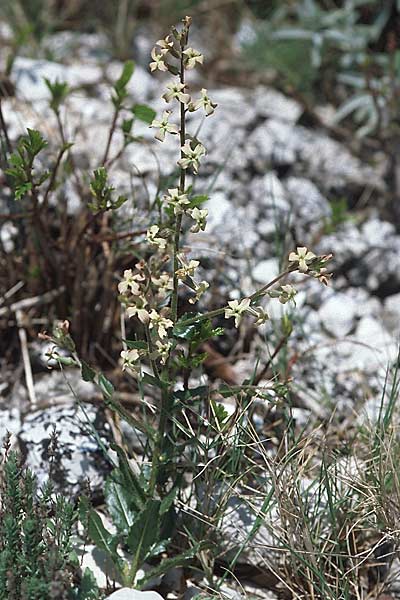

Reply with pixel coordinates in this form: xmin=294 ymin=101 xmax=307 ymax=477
xmin=253 ymin=258 xmax=279 ymax=285
xmin=318 ymin=292 xmax=357 ymax=337
xmin=13 ymin=57 xmax=102 ymax=101
xmin=105 ymin=590 xmax=164 ymax=600
xmin=254 ymin=85 xmax=303 ymax=123
xmin=206 ymin=191 xmax=232 ymax=230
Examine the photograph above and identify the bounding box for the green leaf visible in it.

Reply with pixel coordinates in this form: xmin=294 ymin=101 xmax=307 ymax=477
xmin=188 ymin=194 xmax=209 ymax=208
xmin=105 ymin=478 xmax=136 ymax=534
xmin=98 ymin=373 xmax=114 ymax=400
xmin=111 ymin=449 xmax=146 ymax=511
xmin=115 ymin=60 xmax=135 ymax=94
xmin=126 ymin=500 xmax=161 ymax=569
xmin=76 ymin=568 xmax=100 ymax=600
xmin=131 ymin=104 xmax=156 ymax=124
xmin=81 ymin=361 xmax=96 ymax=382
xmin=88 ymin=509 xmax=118 ymax=559
xmin=137 ymin=542 xmax=208 ymax=587
xmin=123 ymin=340 xmax=148 ymax=350
xmin=15 ymin=182 xmax=32 ymax=200
xmin=160 ymin=486 xmax=177 ymax=515
xmin=142 ymin=372 xmax=168 ymax=390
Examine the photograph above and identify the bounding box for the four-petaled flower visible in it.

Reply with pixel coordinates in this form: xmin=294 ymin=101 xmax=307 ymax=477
xmin=162 ymin=82 xmax=191 ymax=104
xmin=156 ymin=35 xmax=174 ymax=50
xmin=149 ymin=47 xmax=168 ymax=72
xmin=150 ymin=111 xmax=179 ymax=142
xmin=120 ymin=348 xmax=140 ymax=372
xmin=288 ymin=247 xmax=316 ymax=273
xmin=165 ymin=188 xmax=190 ymax=214
xmin=176 ymin=255 xmax=200 ymax=279
xmin=183 ymin=47 xmax=204 ymax=69
xmin=126 ymin=301 xmax=150 ymax=324
xmin=149 ymin=310 xmax=174 ymax=339
xmin=189 ymin=88 xmax=217 ymax=116
xmin=156 ymin=340 xmax=172 ymax=364
xmin=177 ymin=142 xmax=205 ymax=174
xmin=188 ymin=280 xmax=209 ymax=304
xmin=118 ymin=269 xmax=143 ymax=295
xmin=279 ymin=284 xmax=297 ymax=304
xmin=147 ymin=225 xmax=167 ymax=250
xmin=189 ymin=207 xmax=208 ymax=232
xmin=224 ymin=298 xmax=251 ymax=328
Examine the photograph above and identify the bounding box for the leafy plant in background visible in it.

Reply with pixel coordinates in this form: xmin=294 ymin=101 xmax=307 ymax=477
xmin=243 ymin=0 xmax=400 ymax=139
xmin=1 ymin=56 xmax=155 ymax=363
xmin=41 ymin=16 xmax=333 ymax=592
xmin=0 ymin=435 xmax=100 ymax=600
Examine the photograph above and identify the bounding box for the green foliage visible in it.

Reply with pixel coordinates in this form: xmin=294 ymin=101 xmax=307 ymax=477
xmin=112 ymin=60 xmax=135 ymax=109
xmin=44 ymin=79 xmax=69 ymax=114
xmin=0 ymin=448 xmax=100 ymax=600
xmin=89 ymin=167 xmax=127 ymax=213
xmin=243 ymin=0 xmax=400 ymax=137
xmin=6 ymin=128 xmax=49 ymax=200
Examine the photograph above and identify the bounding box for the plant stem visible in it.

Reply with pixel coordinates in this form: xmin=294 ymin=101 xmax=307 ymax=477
xmin=171 ymin=46 xmax=187 ymax=324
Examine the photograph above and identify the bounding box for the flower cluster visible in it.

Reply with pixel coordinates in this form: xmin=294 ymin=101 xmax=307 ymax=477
xmin=118 ymin=264 xmax=174 ymax=368
xmin=224 ymin=298 xmax=269 ymax=328
xmin=224 ymin=250 xmax=332 ymax=329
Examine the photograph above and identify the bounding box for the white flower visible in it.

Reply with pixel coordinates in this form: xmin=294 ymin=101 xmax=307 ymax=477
xmin=177 ymin=142 xmax=206 ymax=174
xmin=118 ymin=269 xmax=144 ymax=295
xmin=189 ymin=89 xmax=217 ymax=116
xmin=149 ymin=47 xmax=168 ymax=72
xmin=156 ymin=35 xmax=174 ymax=50
xmin=156 ymin=340 xmax=172 ymax=364
xmin=253 ymin=307 xmax=270 ymax=325
xmin=126 ymin=302 xmax=150 ymax=324
xmin=188 ymin=280 xmax=209 ymax=304
xmin=224 ymin=298 xmax=251 ymax=328
xmin=278 ymin=284 xmax=297 ymax=304
xmin=288 ymin=247 xmax=316 ymax=273
xmin=189 ymin=207 xmax=208 ymax=232
xmin=121 ymin=348 xmax=140 ymax=372
xmin=149 ymin=310 xmax=173 ymax=339
xmin=152 ymin=272 xmax=173 ymax=291
xmin=162 ymin=82 xmax=191 ymax=104
xmin=176 ymin=255 xmax=200 ymax=279
xmin=150 ymin=111 xmax=179 ymax=142
xmin=183 ymin=47 xmax=204 ymax=69
xmin=164 ymin=187 xmax=190 ymax=214
xmin=147 ymin=225 xmax=167 ymax=250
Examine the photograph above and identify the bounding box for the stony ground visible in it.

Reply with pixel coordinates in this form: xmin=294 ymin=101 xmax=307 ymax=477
xmin=1 ymin=25 xmax=400 ymax=600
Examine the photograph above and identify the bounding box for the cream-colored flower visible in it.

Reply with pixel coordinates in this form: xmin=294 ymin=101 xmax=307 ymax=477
xmin=126 ymin=303 xmax=150 ymax=324
xmin=120 ymin=348 xmax=140 ymax=372
xmin=279 ymin=284 xmax=297 ymax=304
xmin=150 ymin=111 xmax=179 ymax=142
xmin=288 ymin=247 xmax=316 ymax=273
xmin=224 ymin=298 xmax=251 ymax=328
xmin=188 ymin=280 xmax=209 ymax=304
xmin=162 ymin=82 xmax=191 ymax=104
xmin=176 ymin=255 xmax=200 ymax=279
xmin=177 ymin=142 xmax=206 ymax=174
xmin=118 ymin=269 xmax=143 ymax=295
xmin=253 ymin=307 xmax=270 ymax=325
xmin=189 ymin=88 xmax=217 ymax=116
xmin=152 ymin=272 xmax=173 ymax=291
xmin=156 ymin=340 xmax=172 ymax=364
xmin=149 ymin=47 xmax=168 ymax=72
xmin=147 ymin=225 xmax=167 ymax=250
xmin=164 ymin=188 xmax=190 ymax=214
xmin=183 ymin=47 xmax=204 ymax=69
xmin=189 ymin=207 xmax=208 ymax=232
xmin=156 ymin=35 xmax=174 ymax=50
xmin=149 ymin=310 xmax=173 ymax=339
